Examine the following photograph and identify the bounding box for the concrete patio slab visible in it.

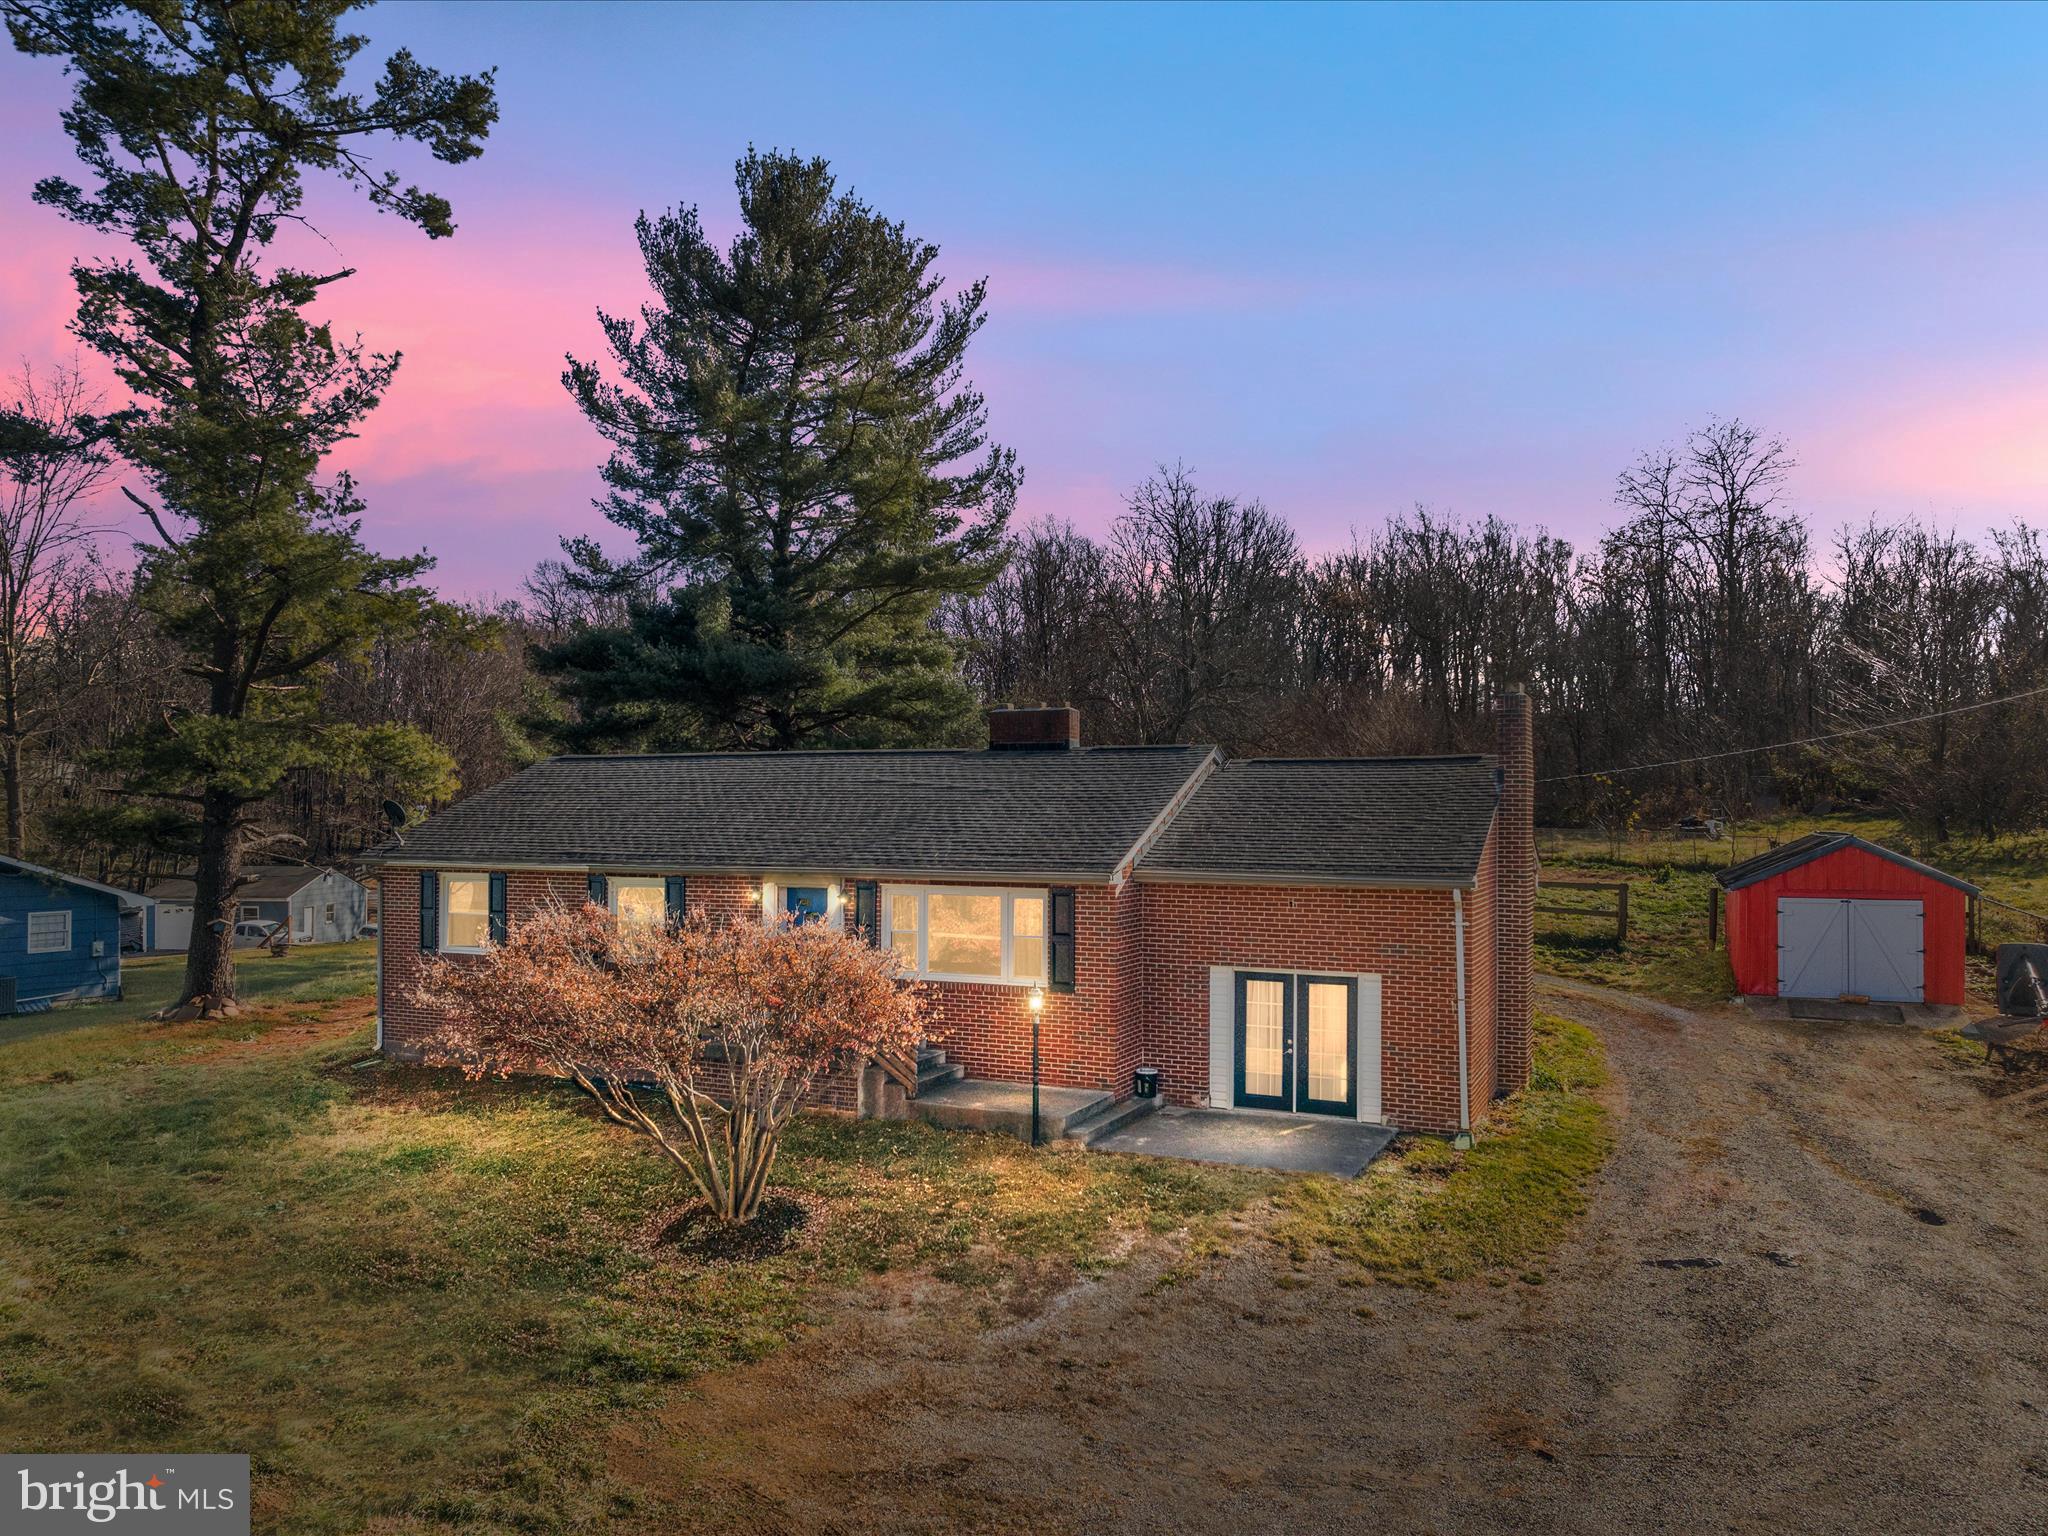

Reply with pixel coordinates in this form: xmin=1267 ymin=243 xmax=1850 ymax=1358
xmin=910 ymin=1078 xmax=1113 ymax=1140
xmin=1088 ymin=1106 xmax=1397 ymax=1176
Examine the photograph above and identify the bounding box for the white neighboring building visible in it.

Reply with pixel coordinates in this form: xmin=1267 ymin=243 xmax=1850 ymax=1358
xmin=144 ymin=864 xmax=372 ymax=950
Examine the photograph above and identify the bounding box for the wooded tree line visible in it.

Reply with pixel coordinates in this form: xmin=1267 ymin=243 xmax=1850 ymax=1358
xmin=8 ymin=2 xmax=2043 ymax=1010
xmin=947 ymin=425 xmax=2048 ymax=840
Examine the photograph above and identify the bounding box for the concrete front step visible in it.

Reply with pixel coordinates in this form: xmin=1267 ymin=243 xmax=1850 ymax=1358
xmin=916 ymin=1060 xmax=966 ymax=1093
xmin=1062 ymin=1092 xmax=1159 ymax=1145
xmin=910 ymin=1077 xmax=1117 ymax=1141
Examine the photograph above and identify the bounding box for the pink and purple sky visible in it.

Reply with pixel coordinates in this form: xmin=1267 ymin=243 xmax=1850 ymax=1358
xmin=5 ymin=1 xmax=2048 ymax=596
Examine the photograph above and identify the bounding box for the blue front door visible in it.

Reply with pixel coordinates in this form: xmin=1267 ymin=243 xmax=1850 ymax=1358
xmin=783 ymin=886 xmax=829 ymax=925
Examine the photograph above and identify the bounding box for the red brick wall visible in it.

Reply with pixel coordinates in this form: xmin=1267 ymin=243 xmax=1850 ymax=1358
xmin=376 ymin=859 xmax=1520 ymax=1136
xmin=913 ymin=881 xmax=1137 ymax=1095
xmin=1131 ymin=881 xmax=1468 ymax=1133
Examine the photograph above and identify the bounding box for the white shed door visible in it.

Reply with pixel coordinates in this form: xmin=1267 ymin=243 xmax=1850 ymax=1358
xmin=1846 ymin=900 xmax=1924 ymax=1002
xmin=1777 ymin=898 xmax=1923 ymax=1002
xmin=155 ymin=903 xmax=192 ymax=951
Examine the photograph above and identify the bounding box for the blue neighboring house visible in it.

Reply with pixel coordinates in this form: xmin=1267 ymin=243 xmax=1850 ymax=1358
xmin=0 ymin=856 xmax=150 ymax=1014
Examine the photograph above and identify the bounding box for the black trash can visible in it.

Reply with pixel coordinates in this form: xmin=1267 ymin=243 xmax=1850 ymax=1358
xmin=1133 ymin=1066 xmax=1161 ymax=1099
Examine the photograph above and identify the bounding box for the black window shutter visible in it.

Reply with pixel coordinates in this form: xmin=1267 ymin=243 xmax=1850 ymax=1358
xmin=1049 ymin=886 xmax=1076 ymax=992
xmin=419 ymin=871 xmax=439 ymax=953
xmin=853 ymin=880 xmax=879 ymax=946
xmin=664 ymin=876 xmax=687 ymax=928
xmin=587 ymin=873 xmax=607 ymax=907
xmin=488 ymin=873 xmax=509 ymax=945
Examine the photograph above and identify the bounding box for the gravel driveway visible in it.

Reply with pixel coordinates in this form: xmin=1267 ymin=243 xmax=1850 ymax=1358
xmin=614 ymin=982 xmax=2048 ymax=1534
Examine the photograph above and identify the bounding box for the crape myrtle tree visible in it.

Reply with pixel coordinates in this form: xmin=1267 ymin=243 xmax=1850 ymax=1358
xmin=542 ymin=149 xmax=1019 ymax=751
xmin=416 ymin=903 xmax=926 ymax=1225
xmin=6 ymin=0 xmax=497 ymax=1009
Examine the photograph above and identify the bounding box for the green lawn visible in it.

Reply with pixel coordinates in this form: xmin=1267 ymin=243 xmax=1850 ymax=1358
xmin=1271 ymin=1013 xmax=1612 ymax=1287
xmin=3 ymin=943 xmax=377 ymax=1042
xmin=0 ymin=951 xmax=1268 ymax=1533
xmin=0 ymin=944 xmax=379 ymax=1087
xmin=0 ymin=941 xmax=1622 ymax=1532
xmin=1534 ymin=812 xmax=2048 ymax=1004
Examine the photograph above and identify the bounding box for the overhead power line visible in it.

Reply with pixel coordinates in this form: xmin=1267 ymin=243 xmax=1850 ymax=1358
xmin=1538 ymin=681 xmax=2048 ymax=786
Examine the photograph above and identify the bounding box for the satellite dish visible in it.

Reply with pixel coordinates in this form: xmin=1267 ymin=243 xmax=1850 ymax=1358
xmin=381 ymin=799 xmax=411 ymax=829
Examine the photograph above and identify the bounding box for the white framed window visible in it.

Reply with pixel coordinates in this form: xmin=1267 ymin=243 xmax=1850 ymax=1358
xmin=324 ymin=902 xmax=336 ymax=924
xmin=441 ymin=872 xmax=491 ymax=953
xmin=880 ymin=886 xmax=1048 ymax=985
xmin=239 ymin=904 xmax=261 ymax=922
xmin=25 ymin=910 xmax=71 ymax=954
xmin=611 ymin=878 xmax=667 ymax=930
xmin=760 ymin=877 xmax=844 ymax=931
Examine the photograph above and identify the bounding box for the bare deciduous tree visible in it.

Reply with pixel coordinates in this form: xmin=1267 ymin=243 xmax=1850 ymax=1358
xmin=0 ymin=362 xmax=115 ymax=857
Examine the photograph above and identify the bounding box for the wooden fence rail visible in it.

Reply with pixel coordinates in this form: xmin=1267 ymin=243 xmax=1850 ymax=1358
xmin=1536 ymin=877 xmax=1630 ymax=944
xmin=1969 ymin=893 xmax=2048 ymax=957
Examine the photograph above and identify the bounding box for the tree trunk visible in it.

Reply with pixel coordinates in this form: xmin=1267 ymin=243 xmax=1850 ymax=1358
xmin=0 ymin=634 xmax=21 ymax=860
xmin=179 ymin=790 xmax=242 ymax=1007
xmin=1 ymin=733 xmax=21 ymax=861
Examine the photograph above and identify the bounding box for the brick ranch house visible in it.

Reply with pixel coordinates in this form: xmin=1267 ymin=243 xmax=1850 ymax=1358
xmin=373 ymin=693 xmax=1536 ymax=1138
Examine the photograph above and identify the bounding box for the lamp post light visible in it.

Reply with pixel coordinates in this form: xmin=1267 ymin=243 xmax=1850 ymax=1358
xmin=1028 ymin=985 xmax=1046 ymax=1147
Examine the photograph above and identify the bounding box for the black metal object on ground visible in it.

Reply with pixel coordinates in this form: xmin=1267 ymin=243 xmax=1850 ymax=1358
xmin=1994 ymin=944 xmax=2048 ymax=1016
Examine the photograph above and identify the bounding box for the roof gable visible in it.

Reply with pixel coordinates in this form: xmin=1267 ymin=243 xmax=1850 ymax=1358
xmin=0 ymin=856 xmax=148 ymax=911
xmin=1714 ymin=833 xmax=1980 ymax=895
xmin=145 ymin=865 xmax=332 ymax=903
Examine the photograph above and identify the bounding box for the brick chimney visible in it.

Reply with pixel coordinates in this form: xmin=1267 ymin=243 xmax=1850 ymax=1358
xmin=1494 ymin=687 xmax=1536 ymax=1094
xmin=987 ymin=705 xmax=1082 ymax=751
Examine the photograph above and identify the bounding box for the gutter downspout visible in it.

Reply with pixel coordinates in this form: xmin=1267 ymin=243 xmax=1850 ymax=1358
xmin=1452 ymin=888 xmax=1473 ymax=1149
xmin=373 ymin=898 xmax=383 ymax=1054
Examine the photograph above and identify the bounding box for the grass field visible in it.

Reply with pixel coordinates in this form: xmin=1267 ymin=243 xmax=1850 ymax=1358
xmin=0 ymin=946 xmax=1614 ymax=1532
xmin=1272 ymin=1013 xmax=1611 ymax=1287
xmin=1534 ymin=812 xmax=2048 ymax=1003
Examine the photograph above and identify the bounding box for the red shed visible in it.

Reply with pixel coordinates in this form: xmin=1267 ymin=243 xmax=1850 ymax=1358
xmin=1715 ymin=833 xmax=1978 ymax=1006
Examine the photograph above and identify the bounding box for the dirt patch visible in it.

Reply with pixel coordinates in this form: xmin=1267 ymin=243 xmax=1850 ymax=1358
xmin=180 ymin=994 xmax=374 ymax=1064
xmin=606 ymin=981 xmax=2048 ymax=1536
xmin=646 ymin=1195 xmax=815 ymax=1262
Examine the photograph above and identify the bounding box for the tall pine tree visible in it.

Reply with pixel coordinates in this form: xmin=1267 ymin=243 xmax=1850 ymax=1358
xmin=545 ymin=150 xmax=1017 ymax=751
xmin=7 ymin=0 xmax=496 ymax=1009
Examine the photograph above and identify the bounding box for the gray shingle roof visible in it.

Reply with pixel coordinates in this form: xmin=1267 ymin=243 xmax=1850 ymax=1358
xmin=376 ymin=747 xmax=1220 ymax=882
xmin=1713 ymin=832 xmax=1979 ymax=894
xmin=1134 ymin=756 xmax=1501 ymax=887
xmin=145 ymin=865 xmax=336 ymax=902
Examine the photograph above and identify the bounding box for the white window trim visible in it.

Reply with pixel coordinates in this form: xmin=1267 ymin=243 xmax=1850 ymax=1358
xmin=239 ymin=903 xmax=262 ymax=922
xmin=608 ymin=876 xmax=668 ymax=928
xmin=1206 ymin=966 xmax=1385 ymax=1124
xmin=440 ymin=871 xmax=492 ymax=954
xmin=880 ymin=884 xmax=1048 ymax=987
xmin=25 ymin=909 xmax=71 ymax=955
xmin=760 ymin=875 xmax=845 ymax=932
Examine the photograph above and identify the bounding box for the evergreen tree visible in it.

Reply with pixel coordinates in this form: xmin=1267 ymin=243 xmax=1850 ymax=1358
xmin=545 ymin=150 xmax=1018 ymax=751
xmin=7 ymin=0 xmax=496 ymax=1008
